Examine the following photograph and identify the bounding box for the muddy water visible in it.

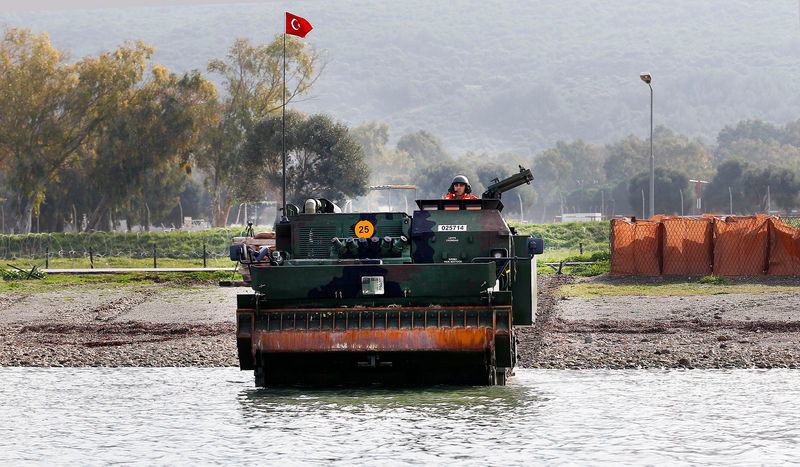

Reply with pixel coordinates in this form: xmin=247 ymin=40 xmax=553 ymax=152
xmin=1 ymin=368 xmax=798 ymax=465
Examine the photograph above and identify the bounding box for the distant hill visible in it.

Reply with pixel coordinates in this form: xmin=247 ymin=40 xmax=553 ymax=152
xmin=4 ymin=0 xmax=800 ymax=156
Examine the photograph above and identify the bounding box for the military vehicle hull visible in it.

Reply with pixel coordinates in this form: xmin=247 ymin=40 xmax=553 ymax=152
xmin=237 ymin=303 xmax=513 ymax=386
xmin=237 ymin=261 xmax=517 ymax=385
xmin=234 ymin=167 xmax=540 ymax=386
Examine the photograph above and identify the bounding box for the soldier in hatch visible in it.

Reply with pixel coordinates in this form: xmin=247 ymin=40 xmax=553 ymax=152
xmin=444 ymin=175 xmax=479 ymax=200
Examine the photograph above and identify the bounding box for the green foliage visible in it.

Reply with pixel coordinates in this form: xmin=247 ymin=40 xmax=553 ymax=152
xmin=82 ymin=68 xmax=216 ymax=231
xmin=0 ymin=27 xmax=154 ymax=233
xmin=0 ymin=266 xmax=46 ymax=280
xmin=535 ymin=249 xmax=610 ymax=276
xmin=352 ymin=122 xmax=415 ymax=185
xmin=741 ymin=165 xmax=799 ymax=212
xmin=12 ymin=2 xmax=800 ymax=160
xmin=698 ymin=275 xmax=732 ymax=286
xmin=6 ymin=8 xmax=800 ymax=232
xmin=706 ymin=159 xmax=800 ymax=214
xmin=716 ymin=119 xmax=800 ymax=170
xmin=562 ymin=250 xmax=611 ymax=263
xmin=569 ymin=261 xmax=609 ymax=277
xmin=510 ymin=220 xmax=609 ymax=251
xmin=396 ymin=130 xmax=451 ymax=167
xmin=0 ymin=228 xmax=241 ymax=260
xmin=532 ymin=147 xmax=573 ymax=204
xmin=243 ymin=111 xmax=370 ymax=205
xmin=628 ymin=167 xmax=691 ymax=217
xmin=704 ymin=158 xmax=749 ymax=213
xmin=196 ymin=35 xmax=322 ymax=227
xmin=603 ymin=127 xmax=713 ymax=186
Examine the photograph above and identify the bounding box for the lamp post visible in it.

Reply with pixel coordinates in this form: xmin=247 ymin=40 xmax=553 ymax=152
xmin=640 ymin=73 xmax=654 ymax=218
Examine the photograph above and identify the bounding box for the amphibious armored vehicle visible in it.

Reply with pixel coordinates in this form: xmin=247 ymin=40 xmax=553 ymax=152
xmin=232 ymin=167 xmax=542 ymax=386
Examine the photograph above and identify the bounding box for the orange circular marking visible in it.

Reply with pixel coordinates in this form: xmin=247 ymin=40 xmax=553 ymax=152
xmin=354 ymin=220 xmax=375 ymax=238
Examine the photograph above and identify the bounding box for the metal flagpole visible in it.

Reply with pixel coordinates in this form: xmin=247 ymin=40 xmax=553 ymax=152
xmin=281 ymin=31 xmax=287 ymax=221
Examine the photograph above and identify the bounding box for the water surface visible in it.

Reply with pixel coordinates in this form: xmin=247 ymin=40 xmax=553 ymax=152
xmin=1 ymin=368 xmax=798 ymax=465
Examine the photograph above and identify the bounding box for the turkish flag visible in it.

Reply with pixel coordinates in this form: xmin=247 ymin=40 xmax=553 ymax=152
xmin=286 ymin=12 xmax=313 ymax=38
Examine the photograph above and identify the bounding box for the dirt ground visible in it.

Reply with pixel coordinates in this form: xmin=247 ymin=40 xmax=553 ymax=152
xmin=517 ymin=274 xmax=800 ymax=369
xmin=0 ymin=284 xmax=241 ymax=366
xmin=2 ymin=274 xmax=800 ymax=369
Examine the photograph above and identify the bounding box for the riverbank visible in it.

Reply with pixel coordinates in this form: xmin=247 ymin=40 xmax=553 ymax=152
xmin=0 ymin=280 xmax=239 ymax=367
xmin=1 ymin=274 xmax=799 ymax=368
xmin=517 ymin=274 xmax=800 ymax=369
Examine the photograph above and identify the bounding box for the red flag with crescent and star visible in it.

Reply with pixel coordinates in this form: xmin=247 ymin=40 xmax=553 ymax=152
xmin=286 ymin=12 xmax=312 ymax=38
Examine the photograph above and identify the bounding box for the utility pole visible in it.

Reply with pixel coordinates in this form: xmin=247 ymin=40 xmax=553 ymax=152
xmin=640 ymin=73 xmax=654 ymax=218
xmin=767 ymin=185 xmax=771 ymax=213
xmin=729 ymin=186 xmax=733 ymax=215
xmin=601 ymin=190 xmax=605 ymax=220
xmin=641 ymin=189 xmax=645 ymax=219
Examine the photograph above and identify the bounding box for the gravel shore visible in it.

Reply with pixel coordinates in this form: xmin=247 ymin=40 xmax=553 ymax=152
xmin=2 ymin=274 xmax=799 ymax=369
xmin=517 ymin=274 xmax=800 ymax=369
xmin=0 ymin=285 xmax=240 ymax=367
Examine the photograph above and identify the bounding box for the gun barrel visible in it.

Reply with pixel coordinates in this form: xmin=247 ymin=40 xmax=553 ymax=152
xmin=482 ymin=167 xmax=534 ymax=199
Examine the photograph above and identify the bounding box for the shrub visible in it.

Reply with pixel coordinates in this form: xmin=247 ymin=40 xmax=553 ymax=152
xmin=697 ymin=275 xmax=731 ymax=285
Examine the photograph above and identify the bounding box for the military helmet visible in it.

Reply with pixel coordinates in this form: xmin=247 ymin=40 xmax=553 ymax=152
xmin=448 ymin=174 xmax=472 ymax=194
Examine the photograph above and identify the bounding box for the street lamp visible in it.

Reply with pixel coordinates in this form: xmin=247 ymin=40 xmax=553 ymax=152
xmin=640 ymin=72 xmax=654 ymax=218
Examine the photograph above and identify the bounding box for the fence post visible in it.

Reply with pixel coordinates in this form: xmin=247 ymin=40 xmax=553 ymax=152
xmin=89 ymin=247 xmax=94 ymax=269
xmin=580 ymin=242 xmax=583 ymax=255
xmin=153 ymin=244 xmax=157 ymax=269
xmin=45 ymin=247 xmax=49 ymax=269
xmin=203 ymin=243 xmax=207 ymax=268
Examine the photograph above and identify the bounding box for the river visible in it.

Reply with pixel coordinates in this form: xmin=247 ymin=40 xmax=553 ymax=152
xmin=1 ymin=368 xmax=798 ymax=465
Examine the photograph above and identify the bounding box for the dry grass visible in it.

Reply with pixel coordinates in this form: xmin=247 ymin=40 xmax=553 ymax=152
xmin=561 ymin=280 xmax=800 ymax=297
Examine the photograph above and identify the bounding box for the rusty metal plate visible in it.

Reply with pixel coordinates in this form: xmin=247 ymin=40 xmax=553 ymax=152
xmin=254 ymin=327 xmax=493 ymax=353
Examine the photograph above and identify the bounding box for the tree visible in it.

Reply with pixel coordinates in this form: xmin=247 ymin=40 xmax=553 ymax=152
xmin=603 ymin=134 xmax=647 ymax=185
xmin=714 ymin=119 xmax=800 ymax=172
xmin=604 ymin=126 xmax=713 ymax=185
xmin=717 ymin=119 xmax=783 ymax=150
xmin=627 ymin=167 xmax=689 ymax=217
xmin=532 ymin=147 xmax=572 ymax=219
xmin=242 ymin=112 xmax=369 ymax=206
xmin=396 ymin=130 xmax=451 ymax=167
xmin=550 ymin=140 xmax=606 ymax=190
xmin=351 ymin=121 xmax=414 ymax=184
xmin=81 ymin=68 xmax=216 ymax=231
xmin=741 ymin=165 xmax=799 ymax=213
xmin=563 ymin=186 xmax=613 ymax=216
xmin=704 ymin=158 xmax=750 ymax=214
xmin=715 ymin=138 xmax=800 ymax=172
xmin=196 ymin=35 xmax=322 ymax=226
xmin=652 ymin=127 xmax=714 ymax=180
xmin=0 ymin=27 xmax=152 ymax=233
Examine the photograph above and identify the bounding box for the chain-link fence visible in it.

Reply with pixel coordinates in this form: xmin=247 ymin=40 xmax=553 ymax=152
xmin=611 ymin=215 xmax=800 ymax=276
xmin=0 ymin=229 xmax=244 ymax=268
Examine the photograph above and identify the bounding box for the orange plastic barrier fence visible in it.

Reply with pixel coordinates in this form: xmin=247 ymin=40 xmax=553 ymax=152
xmin=713 ymin=215 xmax=769 ymax=276
xmin=662 ymin=217 xmax=712 ymax=275
xmin=769 ymin=220 xmax=800 ymax=275
xmin=610 ymin=218 xmax=660 ymax=275
xmin=610 ymin=215 xmax=800 ymax=276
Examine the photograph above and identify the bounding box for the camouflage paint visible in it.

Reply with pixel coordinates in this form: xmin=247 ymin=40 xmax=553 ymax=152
xmin=249 ymin=262 xmax=495 ymax=300
xmin=238 ymin=192 xmax=540 ymax=386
